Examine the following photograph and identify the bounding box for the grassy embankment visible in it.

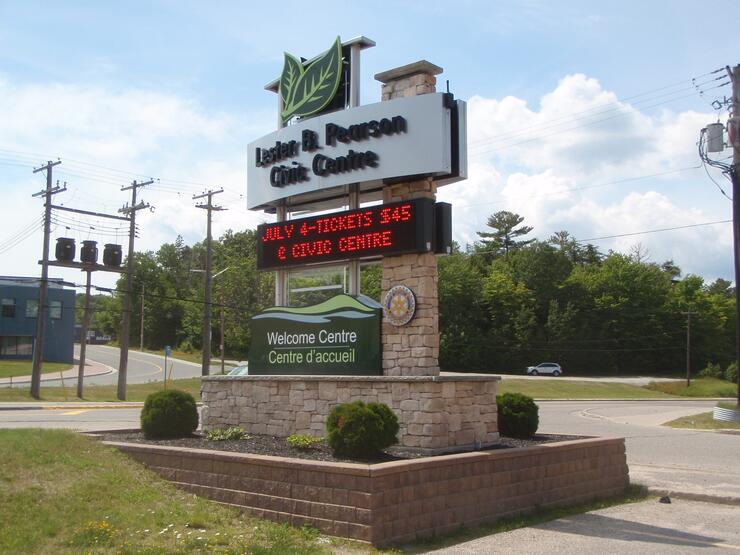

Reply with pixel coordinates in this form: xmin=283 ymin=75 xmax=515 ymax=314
xmin=0 ymin=429 xmax=358 ymax=554
xmin=663 ymin=411 xmax=740 ymax=430
xmin=497 ymin=379 xmax=674 ymax=399
xmin=1 ymin=375 xmax=735 ymax=403
xmin=644 ymin=377 xmax=736 ymax=398
xmin=0 ymin=360 xmax=71 ymax=379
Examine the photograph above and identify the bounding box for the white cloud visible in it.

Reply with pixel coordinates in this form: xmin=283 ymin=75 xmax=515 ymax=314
xmin=443 ymin=73 xmax=734 ymax=280
xmin=0 ymin=75 xmax=274 ymax=288
xmin=0 ymin=70 xmax=733 ymax=288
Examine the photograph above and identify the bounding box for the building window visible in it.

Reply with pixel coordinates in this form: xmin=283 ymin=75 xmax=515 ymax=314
xmin=16 ymin=336 xmax=33 ymax=356
xmin=287 ymin=265 xmax=347 ymax=307
xmin=0 ymin=336 xmax=33 ymax=356
xmin=49 ymin=300 xmax=62 ymax=320
xmin=1 ymin=298 xmax=15 ymax=318
xmin=26 ymin=299 xmax=38 ymax=318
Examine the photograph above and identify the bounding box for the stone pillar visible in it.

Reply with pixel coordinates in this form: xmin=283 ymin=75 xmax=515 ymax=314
xmin=375 ymin=61 xmax=443 ymax=377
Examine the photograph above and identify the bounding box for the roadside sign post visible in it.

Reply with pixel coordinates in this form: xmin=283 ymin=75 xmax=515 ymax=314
xmin=164 ymin=345 xmax=172 ymax=389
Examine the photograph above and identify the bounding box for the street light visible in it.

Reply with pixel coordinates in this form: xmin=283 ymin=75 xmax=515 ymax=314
xmin=191 ymin=266 xmax=231 ymax=375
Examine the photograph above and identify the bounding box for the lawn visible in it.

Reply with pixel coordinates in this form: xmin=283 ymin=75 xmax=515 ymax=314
xmin=0 ymin=360 xmax=71 ymax=379
xmin=644 ymin=377 xmax=737 ymax=398
xmin=0 ymin=377 xmax=202 ymax=402
xmin=663 ymin=411 xmax=740 ymax=430
xmin=0 ymin=429 xmax=367 ymax=554
xmin=498 ymin=379 xmax=675 ymax=399
xmin=0 ymin=377 xmax=672 ymax=403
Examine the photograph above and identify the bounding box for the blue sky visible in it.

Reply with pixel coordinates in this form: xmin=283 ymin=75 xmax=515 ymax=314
xmin=1 ymin=0 xmax=738 ymax=289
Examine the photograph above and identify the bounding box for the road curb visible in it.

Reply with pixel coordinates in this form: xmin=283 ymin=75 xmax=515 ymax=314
xmin=0 ymin=403 xmax=144 ymax=411
xmin=534 ymin=398 xmax=734 ymax=402
xmin=645 ymin=486 xmax=740 ymax=506
xmin=0 ymin=401 xmax=202 ymax=410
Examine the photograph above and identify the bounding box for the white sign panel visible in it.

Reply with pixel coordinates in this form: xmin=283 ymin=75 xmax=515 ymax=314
xmin=247 ymin=92 xmax=464 ymax=210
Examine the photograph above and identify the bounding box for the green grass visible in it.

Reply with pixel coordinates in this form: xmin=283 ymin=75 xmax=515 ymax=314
xmin=0 ymin=429 xmax=647 ymax=554
xmin=0 ymin=360 xmax=71 ymax=379
xmin=717 ymin=401 xmax=740 ymax=410
xmin=1 ymin=377 xmax=690 ymax=403
xmin=0 ymin=377 xmax=202 ymax=402
xmin=0 ymin=429 xmax=372 ymax=554
xmin=402 ymin=485 xmax=648 ymax=553
xmin=498 ymin=379 xmax=675 ymax=399
xmin=663 ymin=411 xmax=740 ymax=430
xmin=644 ymin=377 xmax=737 ymax=398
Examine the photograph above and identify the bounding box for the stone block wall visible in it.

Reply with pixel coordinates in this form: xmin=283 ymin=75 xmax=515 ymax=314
xmin=201 ymin=375 xmax=499 ymax=453
xmin=107 ymin=436 xmax=629 ymax=546
xmin=375 ymin=61 xmax=444 ymax=377
xmin=381 ymin=251 xmax=439 ymax=377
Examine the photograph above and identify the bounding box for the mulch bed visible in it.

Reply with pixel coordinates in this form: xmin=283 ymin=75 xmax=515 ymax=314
xmin=98 ymin=431 xmax=582 ymax=464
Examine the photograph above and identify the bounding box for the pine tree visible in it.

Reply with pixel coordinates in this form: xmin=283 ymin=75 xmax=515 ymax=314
xmin=477 ymin=211 xmax=534 ymax=256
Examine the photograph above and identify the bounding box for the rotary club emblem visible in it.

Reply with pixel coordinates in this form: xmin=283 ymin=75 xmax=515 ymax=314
xmin=383 ymin=285 xmax=416 ymax=326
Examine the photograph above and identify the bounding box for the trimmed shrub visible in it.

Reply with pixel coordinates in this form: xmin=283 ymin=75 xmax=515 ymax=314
xmin=726 ymin=362 xmax=738 ymax=384
xmin=700 ymin=362 xmax=723 ymax=379
xmin=286 ymin=434 xmax=323 ymax=449
xmin=497 ymin=392 xmax=539 ymax=439
xmin=140 ymin=389 xmax=199 ymax=439
xmin=326 ymin=401 xmax=399 ymax=458
xmin=205 ymin=426 xmax=248 ymax=440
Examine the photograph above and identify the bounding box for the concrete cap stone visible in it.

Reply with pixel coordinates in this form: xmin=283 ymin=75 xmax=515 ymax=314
xmin=375 ymin=60 xmax=443 ymax=84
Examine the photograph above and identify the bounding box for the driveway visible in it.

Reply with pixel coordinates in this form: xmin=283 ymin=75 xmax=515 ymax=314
xmin=443 ymin=371 xmax=677 ymax=386
xmin=426 ymin=498 xmax=740 ymax=554
xmin=539 ymin=400 xmax=740 ymax=502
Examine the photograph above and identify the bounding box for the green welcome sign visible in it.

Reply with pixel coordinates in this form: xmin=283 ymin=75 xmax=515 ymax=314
xmin=280 ymin=37 xmax=343 ymax=124
xmin=249 ymin=294 xmax=382 ymax=375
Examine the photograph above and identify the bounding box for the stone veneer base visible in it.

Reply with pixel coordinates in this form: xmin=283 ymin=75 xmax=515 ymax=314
xmin=106 ymin=436 xmax=629 ymax=546
xmin=201 ymin=375 xmax=500 ymax=454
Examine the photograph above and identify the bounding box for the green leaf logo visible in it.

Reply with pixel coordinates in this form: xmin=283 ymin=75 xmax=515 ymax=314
xmin=280 ymin=37 xmax=343 ymax=124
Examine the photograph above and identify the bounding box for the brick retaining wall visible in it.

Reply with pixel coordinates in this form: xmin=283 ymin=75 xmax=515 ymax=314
xmin=106 ymin=436 xmax=629 ymax=546
xmin=201 ymin=375 xmax=500 ymax=454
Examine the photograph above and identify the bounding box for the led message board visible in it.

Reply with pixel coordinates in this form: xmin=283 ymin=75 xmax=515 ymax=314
xmin=256 ymin=198 xmax=435 ymax=270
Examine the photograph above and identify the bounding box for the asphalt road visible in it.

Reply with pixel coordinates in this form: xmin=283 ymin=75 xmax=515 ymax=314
xmin=537 ymin=400 xmax=740 ymax=501
xmin=0 ymin=405 xmax=142 ymax=430
xmin=35 ymin=344 xmax=211 ymax=387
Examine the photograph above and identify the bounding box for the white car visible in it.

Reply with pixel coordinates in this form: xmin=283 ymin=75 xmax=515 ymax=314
xmin=525 ymin=362 xmax=562 ymax=376
xmin=227 ymin=362 xmax=249 ymax=376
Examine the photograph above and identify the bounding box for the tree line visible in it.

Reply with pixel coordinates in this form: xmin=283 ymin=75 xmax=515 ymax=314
xmin=79 ymin=211 xmax=737 ymax=375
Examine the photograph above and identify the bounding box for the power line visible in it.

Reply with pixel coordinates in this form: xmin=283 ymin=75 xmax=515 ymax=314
xmin=453 ymin=165 xmax=701 ymax=209
xmin=467 ymin=70 xmax=724 ymax=150
xmin=470 ymin=85 xmax=730 ymax=158
xmin=576 ymin=220 xmax=732 ymax=243
xmin=0 ymin=215 xmax=44 ymax=255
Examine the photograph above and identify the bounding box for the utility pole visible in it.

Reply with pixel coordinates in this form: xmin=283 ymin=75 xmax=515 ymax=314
xmin=729 ymin=64 xmax=740 ymax=403
xmin=193 ymin=189 xmax=225 ymax=376
xmin=117 ymin=179 xmax=152 ymax=400
xmin=220 ymin=283 xmax=226 ymax=374
xmin=700 ymin=64 xmax=740 ymax=402
xmin=686 ymin=310 xmax=692 ymax=388
xmin=140 ymin=283 xmax=145 ymax=351
xmin=77 ymin=270 xmax=93 ymax=398
xmin=30 ymin=160 xmax=63 ymax=399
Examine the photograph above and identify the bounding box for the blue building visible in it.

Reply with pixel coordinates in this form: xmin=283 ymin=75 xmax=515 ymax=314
xmin=0 ymin=277 xmax=75 ymax=364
